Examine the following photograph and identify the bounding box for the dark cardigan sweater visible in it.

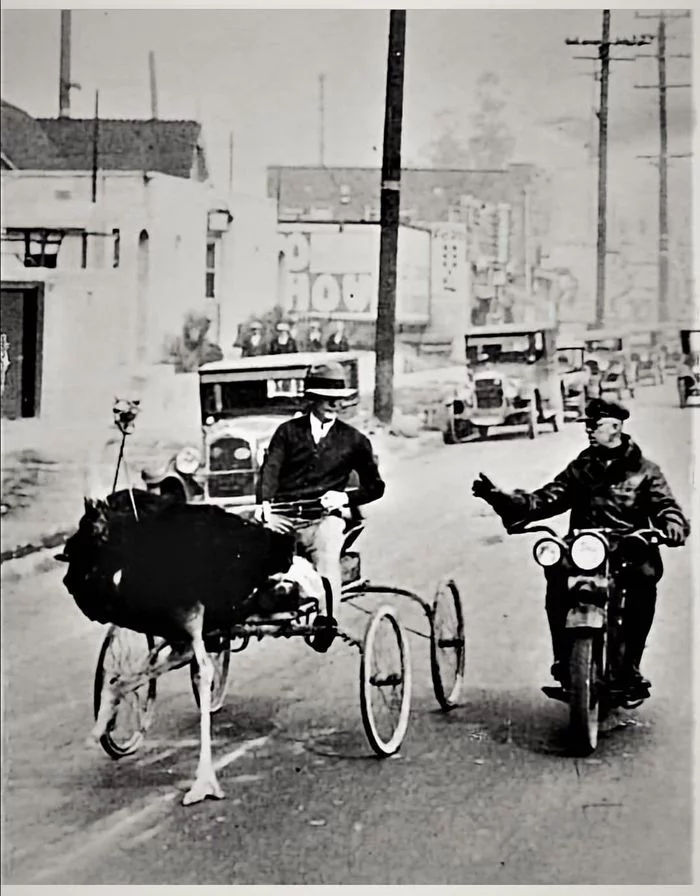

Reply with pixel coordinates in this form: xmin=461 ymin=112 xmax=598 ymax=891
xmin=256 ymin=415 xmax=385 ymax=508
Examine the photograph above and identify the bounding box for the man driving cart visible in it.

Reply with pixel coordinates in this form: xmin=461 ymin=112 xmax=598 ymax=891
xmin=472 ymin=397 xmax=689 ymax=702
xmin=255 ymin=361 xmax=385 ymax=639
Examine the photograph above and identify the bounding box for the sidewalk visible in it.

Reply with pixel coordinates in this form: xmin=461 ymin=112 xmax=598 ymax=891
xmin=1 ymin=361 xmax=464 ymax=563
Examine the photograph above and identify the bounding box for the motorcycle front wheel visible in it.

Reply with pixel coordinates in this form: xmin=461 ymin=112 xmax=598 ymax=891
xmin=568 ymin=636 xmax=601 ymax=755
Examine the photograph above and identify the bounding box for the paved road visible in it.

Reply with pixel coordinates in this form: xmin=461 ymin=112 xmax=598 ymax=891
xmin=2 ymin=384 xmax=694 ymax=885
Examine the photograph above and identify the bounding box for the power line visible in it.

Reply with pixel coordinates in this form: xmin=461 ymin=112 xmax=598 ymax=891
xmin=565 ymin=11 xmax=654 ymax=329
xmin=632 ymin=10 xmax=692 ymax=325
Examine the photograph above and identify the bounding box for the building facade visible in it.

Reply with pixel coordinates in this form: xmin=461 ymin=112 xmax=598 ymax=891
xmin=267 ymin=164 xmax=555 ymax=336
xmin=0 ymin=100 xmax=235 ymax=421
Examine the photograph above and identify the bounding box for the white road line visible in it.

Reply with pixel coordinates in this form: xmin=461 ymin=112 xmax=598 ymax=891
xmin=25 ymin=734 xmax=271 ymax=884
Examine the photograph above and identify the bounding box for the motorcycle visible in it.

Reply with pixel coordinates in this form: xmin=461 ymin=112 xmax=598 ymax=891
xmin=508 ymin=521 xmax=667 ymax=755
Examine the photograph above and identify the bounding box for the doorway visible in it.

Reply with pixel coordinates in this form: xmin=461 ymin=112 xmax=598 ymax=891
xmin=1 ymin=284 xmax=44 ymax=419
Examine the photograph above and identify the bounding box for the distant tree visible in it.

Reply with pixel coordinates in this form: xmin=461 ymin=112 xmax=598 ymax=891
xmin=423 ymin=72 xmax=516 ymax=170
xmin=424 ymin=109 xmax=470 ymax=168
xmin=466 ymin=72 xmax=516 ymax=169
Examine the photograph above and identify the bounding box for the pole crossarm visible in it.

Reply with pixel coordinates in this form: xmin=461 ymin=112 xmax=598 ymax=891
xmin=635 ymin=83 xmax=692 ymax=89
xmin=565 ymin=36 xmax=654 ymax=46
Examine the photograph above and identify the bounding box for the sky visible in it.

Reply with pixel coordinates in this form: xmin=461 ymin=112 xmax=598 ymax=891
xmin=0 ymin=7 xmax=694 ymax=229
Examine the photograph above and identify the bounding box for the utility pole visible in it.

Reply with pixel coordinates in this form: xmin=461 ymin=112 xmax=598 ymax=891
xmin=373 ymin=10 xmax=406 ymax=424
xmin=59 ymin=10 xmax=79 ymax=117
xmin=148 ymin=50 xmax=159 ymax=120
xmin=318 ymin=74 xmax=326 ymax=166
xmin=91 ymin=90 xmax=99 ymax=203
xmin=566 ymin=12 xmax=654 ymax=329
xmin=634 ymin=10 xmax=691 ymax=326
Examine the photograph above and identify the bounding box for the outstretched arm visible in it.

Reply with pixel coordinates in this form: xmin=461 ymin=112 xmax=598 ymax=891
xmin=473 ymin=465 xmax=575 ymax=526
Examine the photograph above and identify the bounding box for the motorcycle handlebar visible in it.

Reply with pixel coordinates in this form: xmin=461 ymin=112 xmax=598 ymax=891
xmin=506 ymin=521 xmax=669 ymax=546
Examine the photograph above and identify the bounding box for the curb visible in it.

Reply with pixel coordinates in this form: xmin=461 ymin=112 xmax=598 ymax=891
xmin=1 ymin=530 xmax=72 ymax=566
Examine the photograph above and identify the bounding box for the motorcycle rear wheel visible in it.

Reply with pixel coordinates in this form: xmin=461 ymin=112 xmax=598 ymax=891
xmin=568 ymin=636 xmax=601 ymax=755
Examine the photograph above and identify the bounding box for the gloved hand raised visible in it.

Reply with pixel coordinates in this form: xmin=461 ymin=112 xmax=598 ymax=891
xmin=472 ymin=473 xmax=502 ymax=504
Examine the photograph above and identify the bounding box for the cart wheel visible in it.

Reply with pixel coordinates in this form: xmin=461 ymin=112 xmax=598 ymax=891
xmin=190 ymin=644 xmax=231 ymax=714
xmin=430 ymin=578 xmax=466 ymax=710
xmin=93 ymin=625 xmax=157 ymax=759
xmin=360 ymin=605 xmax=412 ymax=757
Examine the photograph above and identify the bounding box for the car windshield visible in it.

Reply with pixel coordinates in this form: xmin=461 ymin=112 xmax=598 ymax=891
xmin=200 ymin=377 xmax=307 ymax=421
xmin=586 ymin=338 xmax=623 ymax=352
xmin=466 ymin=332 xmax=545 ymax=365
xmin=557 ymin=348 xmax=584 ymax=370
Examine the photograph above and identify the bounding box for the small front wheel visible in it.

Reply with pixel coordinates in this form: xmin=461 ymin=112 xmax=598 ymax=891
xmin=430 ymin=578 xmax=466 ymax=711
xmin=360 ymin=605 xmax=412 ymax=756
xmin=190 ymin=644 xmax=231 ymax=714
xmin=568 ymin=636 xmax=601 ymax=755
xmin=93 ymin=626 xmax=158 ymax=759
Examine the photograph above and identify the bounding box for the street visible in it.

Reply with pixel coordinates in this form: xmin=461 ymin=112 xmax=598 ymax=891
xmin=1 ymin=384 xmax=694 ymax=885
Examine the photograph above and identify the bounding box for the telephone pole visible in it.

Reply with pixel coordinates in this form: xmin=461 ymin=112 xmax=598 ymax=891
xmin=318 ymin=74 xmax=326 ymax=166
xmin=373 ymin=11 xmax=406 ymax=424
xmin=566 ymin=12 xmax=654 ymax=329
xmin=59 ymin=10 xmax=81 ymax=117
xmin=634 ymin=10 xmax=691 ymax=326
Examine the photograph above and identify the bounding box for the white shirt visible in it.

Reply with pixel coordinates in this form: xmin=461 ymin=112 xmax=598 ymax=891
xmin=309 ymin=412 xmax=335 ymax=444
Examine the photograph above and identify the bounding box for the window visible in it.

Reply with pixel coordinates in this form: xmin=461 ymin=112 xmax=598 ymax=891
xmin=112 ymin=229 xmax=120 ymax=268
xmin=3 ymin=228 xmax=64 ymax=268
xmin=205 ymin=240 xmax=216 ymax=298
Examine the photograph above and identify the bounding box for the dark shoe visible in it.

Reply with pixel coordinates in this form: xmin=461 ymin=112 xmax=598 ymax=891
xmin=308 ymin=614 xmax=337 ymax=654
xmin=542 ymin=685 xmax=569 ymax=704
xmin=622 ymin=668 xmax=651 ymax=702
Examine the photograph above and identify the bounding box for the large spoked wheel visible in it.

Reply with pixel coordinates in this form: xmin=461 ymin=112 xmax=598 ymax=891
xmin=93 ymin=625 xmax=158 ymax=759
xmin=360 ymin=605 xmax=412 ymax=757
xmin=190 ymin=644 xmax=232 ymax=714
xmin=430 ymin=578 xmax=466 ymax=711
xmin=568 ymin=636 xmax=601 ymax=755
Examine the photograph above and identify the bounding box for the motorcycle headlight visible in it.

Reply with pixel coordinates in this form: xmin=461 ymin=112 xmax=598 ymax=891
xmin=570 ymin=533 xmax=607 ymax=571
xmin=174 ymin=445 xmax=202 ymax=476
xmin=533 ymin=538 xmax=563 ymax=567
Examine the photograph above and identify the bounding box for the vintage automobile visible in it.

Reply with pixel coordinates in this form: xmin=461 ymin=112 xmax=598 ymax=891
xmin=142 ymin=352 xmax=360 ymax=506
xmin=556 ymin=338 xmax=591 ymax=419
xmin=443 ymin=322 xmax=564 ymax=443
xmin=583 ymin=332 xmax=635 ymax=401
xmin=632 ymin=349 xmax=665 ymax=386
xmin=677 ymin=329 xmax=700 ymax=408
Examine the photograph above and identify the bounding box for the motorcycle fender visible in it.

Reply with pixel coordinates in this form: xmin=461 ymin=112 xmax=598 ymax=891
xmin=566 ymin=606 xmax=605 ymax=629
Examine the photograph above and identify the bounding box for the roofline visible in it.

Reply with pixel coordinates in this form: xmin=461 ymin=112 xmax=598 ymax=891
xmin=465 ymin=321 xmax=557 ymax=336
xmin=269 ymin=164 xmax=520 ymax=175
xmin=36 ymin=117 xmax=202 ymax=127
xmin=199 ymin=350 xmax=358 ymax=375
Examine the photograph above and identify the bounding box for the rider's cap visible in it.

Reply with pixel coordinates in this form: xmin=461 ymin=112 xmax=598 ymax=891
xmin=584 ymin=397 xmax=630 ymax=423
xmin=250 ymin=320 xmax=263 ymax=330
xmin=276 ymin=321 xmax=290 ymax=332
xmin=304 ymin=361 xmax=356 ymax=399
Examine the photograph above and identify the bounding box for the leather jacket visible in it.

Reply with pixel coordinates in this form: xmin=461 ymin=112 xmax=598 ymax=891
xmin=495 ymin=436 xmax=690 ymax=538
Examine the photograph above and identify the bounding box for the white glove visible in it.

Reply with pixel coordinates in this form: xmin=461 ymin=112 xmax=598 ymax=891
xmin=254 ymin=501 xmax=271 ymax=523
xmin=320 ymin=490 xmax=349 ymax=513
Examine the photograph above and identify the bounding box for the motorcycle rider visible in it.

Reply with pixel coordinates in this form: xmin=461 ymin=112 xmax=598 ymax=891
xmin=472 ymin=397 xmax=689 ymax=701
